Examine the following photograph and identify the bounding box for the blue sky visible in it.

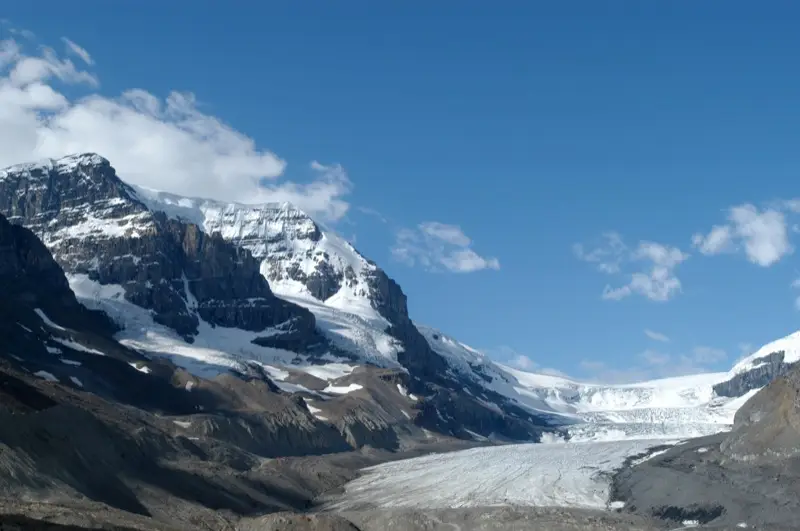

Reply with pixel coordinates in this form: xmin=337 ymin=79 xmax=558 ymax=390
xmin=3 ymin=2 xmax=800 ymax=382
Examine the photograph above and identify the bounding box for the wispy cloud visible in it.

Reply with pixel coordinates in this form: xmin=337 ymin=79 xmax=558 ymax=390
xmin=644 ymin=329 xmax=670 ymax=343
xmin=576 ymin=233 xmax=688 ymax=302
xmin=61 ymin=37 xmax=93 ymax=65
xmin=0 ymin=27 xmax=353 ymax=222
xmin=572 ymin=232 xmax=626 ymax=274
xmin=392 ymin=222 xmax=500 ymax=273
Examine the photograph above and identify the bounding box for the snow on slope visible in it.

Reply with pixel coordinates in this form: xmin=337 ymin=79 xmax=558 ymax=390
xmin=726 ymin=330 xmax=800 ymax=375
xmin=132 ymin=187 xmax=403 ymax=367
xmin=68 ymin=273 xmax=356 ymax=384
xmin=418 ymin=325 xmax=737 ymax=439
xmin=329 ymin=439 xmax=674 ymax=510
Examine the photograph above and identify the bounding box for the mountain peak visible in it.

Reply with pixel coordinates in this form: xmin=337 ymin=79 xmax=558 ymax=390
xmin=0 ymin=153 xmax=110 ymax=181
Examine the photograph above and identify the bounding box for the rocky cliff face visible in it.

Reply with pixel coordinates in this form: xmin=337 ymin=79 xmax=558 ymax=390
xmin=713 ymin=350 xmax=799 ymax=398
xmin=0 ymin=154 xmax=316 ymax=343
xmin=0 ymin=208 xmax=115 ymax=335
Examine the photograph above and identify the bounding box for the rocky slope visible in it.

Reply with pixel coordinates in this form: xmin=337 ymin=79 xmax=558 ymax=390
xmin=720 ymin=364 xmax=800 ymax=463
xmin=611 ymin=365 xmax=800 ymax=529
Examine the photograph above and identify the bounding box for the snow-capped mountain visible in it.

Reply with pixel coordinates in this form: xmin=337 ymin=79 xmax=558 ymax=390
xmin=2 ymin=153 xmax=797 ymax=444
xmin=131 ymin=187 xmax=405 ymax=367
xmin=0 ymin=154 xmax=556 ymax=441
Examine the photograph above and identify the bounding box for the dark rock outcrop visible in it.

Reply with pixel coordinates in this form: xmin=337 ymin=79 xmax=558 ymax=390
xmin=713 ymin=350 xmax=799 ymax=398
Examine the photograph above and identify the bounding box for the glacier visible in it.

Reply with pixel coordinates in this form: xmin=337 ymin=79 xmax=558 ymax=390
xmin=328 ymin=439 xmax=675 ymax=511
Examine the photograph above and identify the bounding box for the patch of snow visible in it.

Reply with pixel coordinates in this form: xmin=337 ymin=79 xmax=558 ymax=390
xmin=16 ymin=323 xmax=32 ymax=333
xmin=323 ymin=383 xmax=363 ymax=395
xmin=45 ymin=346 xmax=62 ymax=355
xmin=34 ymin=371 xmax=58 ymax=382
xmin=681 ymin=520 xmax=700 ymax=528
xmin=609 ymin=501 xmax=625 ymax=510
xmin=396 ymin=383 xmax=417 ymax=400
xmin=52 ymin=338 xmax=105 ymax=356
xmin=697 ymin=447 xmax=709 ymax=454
xmin=173 ymin=420 xmax=192 ymax=428
xmin=630 ymin=447 xmax=674 ymax=466
xmin=69 ymin=376 xmax=83 ymax=387
xmin=302 ymin=398 xmax=328 ymax=421
xmin=129 ymin=362 xmax=151 ymax=374
xmin=539 ymin=432 xmax=568 ymax=444
xmin=296 ymin=363 xmax=356 ymax=381
xmin=736 ymin=523 xmax=748 ymax=528
xmin=60 ymin=359 xmax=81 ymax=366
xmin=185 ymin=381 xmax=195 ymax=391
xmin=34 ymin=309 xmax=66 ymax=331
xmin=258 ymin=364 xmax=289 ymax=381
xmin=329 ymin=439 xmax=670 ymax=510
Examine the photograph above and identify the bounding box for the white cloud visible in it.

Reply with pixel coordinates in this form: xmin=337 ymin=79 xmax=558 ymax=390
xmin=692 ymin=204 xmax=791 ymax=267
xmin=644 ymin=329 xmax=670 ymax=343
xmin=602 ymin=241 xmax=688 ymax=302
xmin=576 ymin=233 xmax=688 ymax=302
xmin=0 ymin=31 xmax=352 ymax=222
xmin=692 ymin=225 xmax=733 ymax=255
xmin=392 ymin=222 xmax=500 ymax=273
xmin=62 ymin=37 xmax=93 ymax=65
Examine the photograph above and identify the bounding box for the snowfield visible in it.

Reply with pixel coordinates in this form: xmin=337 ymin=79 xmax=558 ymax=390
xmin=329 ymin=439 xmax=673 ymax=510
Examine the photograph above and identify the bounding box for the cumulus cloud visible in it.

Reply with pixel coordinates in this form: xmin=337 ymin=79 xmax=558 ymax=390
xmin=392 ymin=222 xmax=500 ymax=273
xmin=644 ymin=329 xmax=670 ymax=343
xmin=692 ymin=204 xmax=791 ymax=267
xmin=0 ymin=31 xmax=352 ymax=222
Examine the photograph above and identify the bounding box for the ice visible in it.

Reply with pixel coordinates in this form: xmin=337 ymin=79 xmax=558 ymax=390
xmin=323 ymin=383 xmax=363 ymax=395
xmin=34 ymin=309 xmax=66 ymax=331
xmin=330 ymin=439 xmax=671 ymax=510
xmin=34 ymin=371 xmax=58 ymax=382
